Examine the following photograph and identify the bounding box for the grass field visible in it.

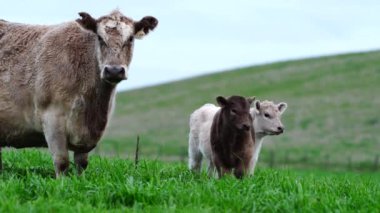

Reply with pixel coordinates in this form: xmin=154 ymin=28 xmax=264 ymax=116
xmin=1 ymin=51 xmax=379 ymax=212
xmin=1 ymin=150 xmax=380 ymax=212
xmin=97 ymin=50 xmax=380 ymax=171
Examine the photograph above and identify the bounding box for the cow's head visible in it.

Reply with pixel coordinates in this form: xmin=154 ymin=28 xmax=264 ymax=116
xmin=217 ymin=96 xmax=255 ymax=132
xmin=251 ymin=100 xmax=287 ymax=135
xmin=76 ymin=10 xmax=158 ymax=84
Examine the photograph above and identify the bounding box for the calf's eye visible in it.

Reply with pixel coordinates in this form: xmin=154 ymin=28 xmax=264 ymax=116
xmin=231 ymin=109 xmax=237 ymax=114
xmin=264 ymin=113 xmax=270 ymax=118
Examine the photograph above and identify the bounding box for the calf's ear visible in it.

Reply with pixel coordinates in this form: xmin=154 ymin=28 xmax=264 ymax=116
xmin=76 ymin=12 xmax=97 ymax=33
xmin=247 ymin=96 xmax=256 ymax=105
xmin=255 ymin=100 xmax=261 ymax=111
xmin=277 ymin=102 xmax=288 ymax=114
xmin=134 ymin=16 xmax=158 ymax=39
xmin=216 ymin=96 xmax=229 ymax=107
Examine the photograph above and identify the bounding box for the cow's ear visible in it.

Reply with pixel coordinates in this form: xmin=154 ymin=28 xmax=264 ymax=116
xmin=216 ymin=96 xmax=229 ymax=108
xmin=277 ymin=102 xmax=288 ymax=114
xmin=76 ymin=12 xmax=97 ymax=33
xmin=134 ymin=16 xmax=158 ymax=39
xmin=247 ymin=96 xmax=256 ymax=105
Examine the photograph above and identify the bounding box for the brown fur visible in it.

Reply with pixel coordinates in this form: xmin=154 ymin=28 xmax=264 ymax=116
xmin=0 ymin=10 xmax=158 ymax=176
xmin=210 ymin=96 xmax=255 ymax=179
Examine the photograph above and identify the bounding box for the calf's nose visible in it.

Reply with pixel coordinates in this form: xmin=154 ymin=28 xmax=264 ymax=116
xmin=277 ymin=126 xmax=284 ymax=133
xmin=242 ymin=124 xmax=250 ymax=131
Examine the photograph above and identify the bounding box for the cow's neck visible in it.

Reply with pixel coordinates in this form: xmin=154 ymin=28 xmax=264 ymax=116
xmin=85 ymin=81 xmax=116 ymax=141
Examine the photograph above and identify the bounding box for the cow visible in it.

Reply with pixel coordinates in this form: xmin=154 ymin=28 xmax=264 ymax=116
xmin=0 ymin=10 xmax=158 ymax=177
xmin=188 ymin=99 xmax=287 ymax=177
xmin=208 ymin=96 xmax=255 ymax=179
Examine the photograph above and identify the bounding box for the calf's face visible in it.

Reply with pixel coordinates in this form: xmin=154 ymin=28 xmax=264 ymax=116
xmin=252 ymin=100 xmax=287 ymax=135
xmin=76 ymin=11 xmax=158 ymax=84
xmin=217 ymin=96 xmax=255 ymax=131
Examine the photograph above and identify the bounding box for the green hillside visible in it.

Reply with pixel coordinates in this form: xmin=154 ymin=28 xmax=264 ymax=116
xmin=100 ymin=51 xmax=380 ymax=170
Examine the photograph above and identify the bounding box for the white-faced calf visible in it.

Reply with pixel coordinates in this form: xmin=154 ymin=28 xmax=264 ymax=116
xmin=249 ymin=100 xmax=287 ymax=175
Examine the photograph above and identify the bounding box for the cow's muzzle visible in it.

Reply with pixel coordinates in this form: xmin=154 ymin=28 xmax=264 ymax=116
xmin=103 ymin=65 xmax=127 ymax=83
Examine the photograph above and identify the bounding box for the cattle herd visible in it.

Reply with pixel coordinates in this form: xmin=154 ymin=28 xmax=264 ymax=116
xmin=0 ymin=10 xmax=287 ymax=179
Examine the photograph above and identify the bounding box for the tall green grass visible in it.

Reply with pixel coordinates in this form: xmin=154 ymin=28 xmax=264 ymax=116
xmin=1 ymin=149 xmax=379 ymax=212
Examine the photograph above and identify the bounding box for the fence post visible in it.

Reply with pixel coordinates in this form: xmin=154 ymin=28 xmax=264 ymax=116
xmin=269 ymin=150 xmax=275 ymax=168
xmin=94 ymin=145 xmax=100 ymax=156
xmin=284 ymin=152 xmax=289 ymax=164
xmin=135 ymin=135 xmax=140 ymax=169
xmin=0 ymin=146 xmax=2 ymax=171
xmin=373 ymin=155 xmax=379 ymax=171
xmin=347 ymin=156 xmax=352 ymax=170
xmin=113 ymin=143 xmax=119 ymax=157
xmin=325 ymin=154 xmax=330 ymax=168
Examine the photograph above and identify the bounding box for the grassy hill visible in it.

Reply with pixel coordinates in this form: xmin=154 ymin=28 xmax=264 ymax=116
xmin=99 ymin=51 xmax=380 ymax=170
xmin=1 ymin=150 xmax=379 ymax=212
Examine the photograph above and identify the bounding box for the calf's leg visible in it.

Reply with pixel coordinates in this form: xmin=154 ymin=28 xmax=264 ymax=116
xmin=207 ymin=160 xmax=215 ymax=177
xmin=234 ymin=163 xmax=246 ymax=179
xmin=74 ymin=152 xmax=88 ymax=174
xmin=188 ymin=135 xmax=203 ymax=172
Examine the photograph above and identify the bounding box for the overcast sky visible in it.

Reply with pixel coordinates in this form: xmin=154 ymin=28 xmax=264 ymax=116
xmin=1 ymin=1 xmax=379 ymax=90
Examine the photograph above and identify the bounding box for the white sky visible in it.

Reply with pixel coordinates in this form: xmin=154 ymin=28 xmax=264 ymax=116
xmin=1 ymin=1 xmax=379 ymax=91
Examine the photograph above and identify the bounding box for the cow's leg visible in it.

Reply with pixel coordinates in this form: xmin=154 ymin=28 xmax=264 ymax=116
xmin=74 ymin=152 xmax=88 ymax=174
xmin=42 ymin=111 xmax=69 ymax=177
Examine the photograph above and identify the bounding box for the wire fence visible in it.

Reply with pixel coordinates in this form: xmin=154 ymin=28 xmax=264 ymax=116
xmin=93 ymin=137 xmax=380 ymax=173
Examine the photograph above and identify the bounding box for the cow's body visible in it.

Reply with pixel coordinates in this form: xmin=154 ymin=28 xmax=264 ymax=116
xmin=188 ymin=100 xmax=287 ymax=177
xmin=0 ymin=20 xmax=109 ymax=150
xmin=0 ymin=11 xmax=158 ymax=176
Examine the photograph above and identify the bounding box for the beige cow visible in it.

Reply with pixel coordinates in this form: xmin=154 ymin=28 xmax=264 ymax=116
xmin=0 ymin=10 xmax=158 ymax=176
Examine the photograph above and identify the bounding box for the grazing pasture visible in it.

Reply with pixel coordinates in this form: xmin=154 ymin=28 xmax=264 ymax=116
xmin=1 ymin=150 xmax=379 ymax=212
xmin=101 ymin=51 xmax=380 ymax=171
xmin=1 ymin=51 xmax=379 ymax=212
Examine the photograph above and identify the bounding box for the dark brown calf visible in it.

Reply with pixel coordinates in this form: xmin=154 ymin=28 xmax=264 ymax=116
xmin=210 ymin=96 xmax=255 ymax=179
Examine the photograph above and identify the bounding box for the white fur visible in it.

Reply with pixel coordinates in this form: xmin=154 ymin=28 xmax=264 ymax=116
xmin=188 ymin=100 xmax=287 ymax=176
xmin=119 ymin=22 xmax=133 ymax=42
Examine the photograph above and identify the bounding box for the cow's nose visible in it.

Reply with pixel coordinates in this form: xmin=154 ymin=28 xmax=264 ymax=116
xmin=103 ymin=66 xmax=126 ymax=83
xmin=105 ymin=66 xmax=125 ymax=76
xmin=277 ymin=126 xmax=284 ymax=133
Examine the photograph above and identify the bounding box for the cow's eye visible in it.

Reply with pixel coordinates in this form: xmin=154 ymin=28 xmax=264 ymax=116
xmin=123 ymin=37 xmax=134 ymax=48
xmin=231 ymin=109 xmax=237 ymax=114
xmin=128 ymin=36 xmax=134 ymax=43
xmin=98 ymin=36 xmax=107 ymax=46
xmin=264 ymin=113 xmax=270 ymax=118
